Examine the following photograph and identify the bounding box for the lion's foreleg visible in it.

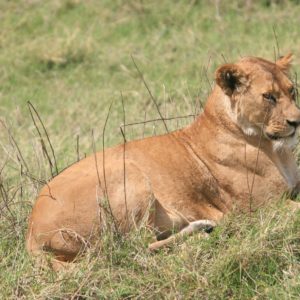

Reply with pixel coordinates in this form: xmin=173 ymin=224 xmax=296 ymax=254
xmin=272 ymin=148 xmax=300 ymax=193
xmin=148 ymin=219 xmax=217 ymax=251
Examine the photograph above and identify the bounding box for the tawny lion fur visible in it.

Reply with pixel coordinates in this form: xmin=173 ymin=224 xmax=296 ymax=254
xmin=26 ymin=54 xmax=300 ymax=265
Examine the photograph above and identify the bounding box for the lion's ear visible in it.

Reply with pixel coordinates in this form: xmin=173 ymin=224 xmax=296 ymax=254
xmin=276 ymin=53 xmax=293 ymax=73
xmin=215 ymin=64 xmax=248 ymax=96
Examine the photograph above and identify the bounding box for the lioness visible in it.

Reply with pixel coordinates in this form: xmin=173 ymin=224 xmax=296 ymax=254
xmin=27 ymin=54 xmax=300 ymax=265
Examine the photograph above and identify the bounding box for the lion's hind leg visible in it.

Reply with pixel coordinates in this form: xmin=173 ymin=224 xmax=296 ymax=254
xmin=148 ymin=219 xmax=217 ymax=251
xmin=26 ymin=226 xmax=89 ymax=271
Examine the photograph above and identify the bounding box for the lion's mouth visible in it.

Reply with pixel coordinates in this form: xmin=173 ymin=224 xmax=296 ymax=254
xmin=265 ymin=130 xmax=296 ymax=141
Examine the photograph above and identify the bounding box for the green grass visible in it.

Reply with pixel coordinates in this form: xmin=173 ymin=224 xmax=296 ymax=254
xmin=1 ymin=0 xmax=300 ymax=298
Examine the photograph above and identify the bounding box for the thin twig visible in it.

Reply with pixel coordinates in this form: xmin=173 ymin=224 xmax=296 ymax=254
xmin=28 ymin=107 xmax=53 ymax=176
xmin=19 ymin=164 xmax=23 ymax=201
xmin=272 ymin=25 xmax=280 ymax=60
xmin=221 ymin=53 xmax=227 ymax=63
xmin=273 ymin=46 xmax=277 ymax=64
xmin=28 ymin=101 xmax=58 ymax=175
xmin=0 ymin=181 xmax=11 ymax=214
xmin=0 ymin=179 xmax=16 ymax=231
xmin=197 ymin=96 xmax=204 ymax=113
xmin=294 ymin=71 xmax=299 ymax=106
xmin=27 ymin=101 xmax=58 ymax=177
xmin=185 ymin=84 xmax=197 ymax=120
xmin=204 ymin=55 xmax=212 ymax=92
xmin=244 ymin=143 xmax=251 ymax=197
xmin=131 ymin=55 xmax=169 ymax=133
xmin=102 ymin=100 xmax=119 ymax=233
xmin=91 ymin=130 xmax=106 ymax=231
xmin=92 ymin=130 xmax=103 ymax=192
xmin=142 ymin=111 xmax=147 ymax=138
xmin=248 ymin=107 xmax=270 ymax=214
xmin=120 ymin=114 xmax=196 ymax=129
xmin=0 ymin=120 xmax=29 ymax=173
xmin=120 ymin=92 xmax=129 ymax=230
xmin=20 ymin=170 xmax=47 ymax=185
xmin=0 ymin=153 xmax=9 ymax=176
xmin=76 ymin=134 xmax=80 ymax=162
xmin=120 ymin=127 xmax=127 ymax=143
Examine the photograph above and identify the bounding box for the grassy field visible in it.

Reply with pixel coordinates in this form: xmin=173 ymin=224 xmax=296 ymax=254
xmin=1 ymin=0 xmax=300 ymax=298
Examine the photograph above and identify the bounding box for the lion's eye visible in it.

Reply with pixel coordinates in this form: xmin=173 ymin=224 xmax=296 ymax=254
xmin=263 ymin=93 xmax=276 ymax=104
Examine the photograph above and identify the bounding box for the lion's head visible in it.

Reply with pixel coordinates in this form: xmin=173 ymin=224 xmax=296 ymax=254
xmin=215 ymin=54 xmax=300 ymax=150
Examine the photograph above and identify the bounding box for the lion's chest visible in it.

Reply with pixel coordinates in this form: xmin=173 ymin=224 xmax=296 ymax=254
xmin=204 ymin=143 xmax=286 ymax=211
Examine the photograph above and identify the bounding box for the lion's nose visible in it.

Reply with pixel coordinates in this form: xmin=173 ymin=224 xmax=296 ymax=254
xmin=287 ymin=119 xmax=300 ymax=128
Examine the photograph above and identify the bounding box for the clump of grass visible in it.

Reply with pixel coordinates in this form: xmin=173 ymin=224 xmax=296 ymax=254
xmin=205 ymin=205 xmax=300 ymax=298
xmin=30 ymin=28 xmax=94 ymax=71
xmin=56 ymin=0 xmax=83 ymax=14
xmin=5 ymin=203 xmax=299 ymax=299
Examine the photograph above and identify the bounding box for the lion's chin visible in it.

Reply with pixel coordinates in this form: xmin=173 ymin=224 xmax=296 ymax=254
xmin=265 ymin=129 xmax=296 ymax=140
xmin=265 ymin=130 xmax=298 ymax=151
